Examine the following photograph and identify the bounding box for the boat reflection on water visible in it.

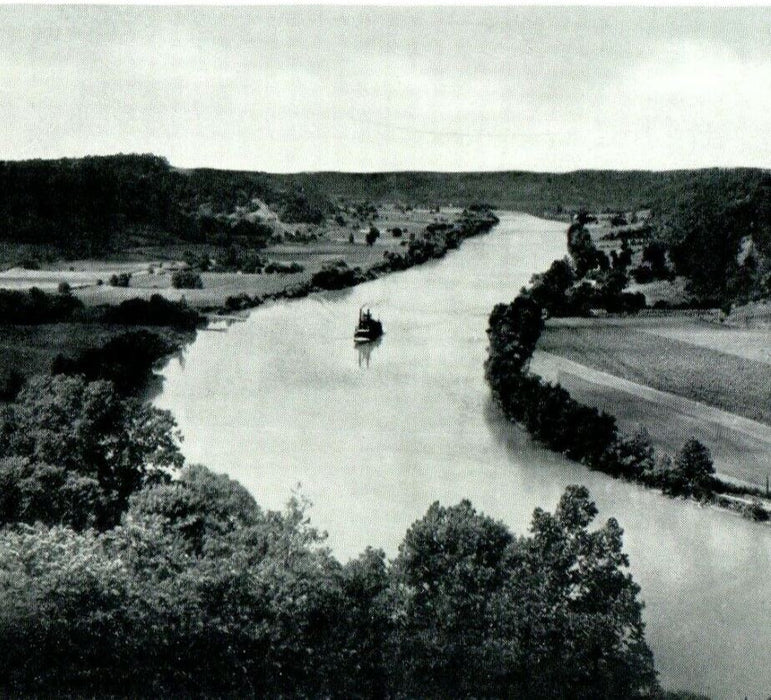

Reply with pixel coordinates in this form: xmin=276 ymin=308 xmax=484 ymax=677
xmin=356 ymin=336 xmax=382 ymax=368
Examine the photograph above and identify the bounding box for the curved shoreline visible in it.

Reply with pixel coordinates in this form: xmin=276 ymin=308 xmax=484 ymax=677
xmin=197 ymin=209 xmax=500 ymax=317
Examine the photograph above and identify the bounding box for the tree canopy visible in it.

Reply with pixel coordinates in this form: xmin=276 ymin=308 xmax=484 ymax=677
xmin=0 ymin=375 xmax=183 ymax=528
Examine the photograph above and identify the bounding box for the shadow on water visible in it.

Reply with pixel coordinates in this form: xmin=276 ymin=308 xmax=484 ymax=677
xmin=142 ymin=345 xmax=189 ymax=403
xmin=356 ymin=336 xmax=382 ymax=369
xmin=483 ymin=396 xmax=538 ymax=456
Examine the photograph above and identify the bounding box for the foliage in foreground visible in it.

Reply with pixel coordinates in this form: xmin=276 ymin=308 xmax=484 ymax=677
xmin=0 ymin=375 xmax=183 ymax=529
xmin=0 ymin=373 xmax=658 ymax=697
xmin=0 ymin=468 xmax=658 ymax=697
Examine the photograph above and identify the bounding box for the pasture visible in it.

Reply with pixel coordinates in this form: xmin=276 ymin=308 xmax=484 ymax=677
xmin=0 ymin=206 xmax=445 ymax=309
xmin=534 ymin=315 xmax=771 ymax=486
xmin=538 ymin=316 xmax=771 ymax=425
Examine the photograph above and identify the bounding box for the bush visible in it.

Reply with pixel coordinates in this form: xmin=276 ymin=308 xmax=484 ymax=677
xmin=51 ymin=329 xmax=180 ymax=395
xmin=365 ymin=226 xmax=380 ymax=246
xmin=311 ymin=260 xmax=365 ymax=290
xmin=263 ymin=261 xmax=304 ymax=274
xmin=0 ymin=287 xmax=82 ymax=324
xmin=171 ymin=270 xmax=203 ymax=289
xmin=101 ymin=294 xmax=201 ymax=329
xmin=109 ymin=272 xmax=132 ymax=288
xmin=742 ymin=499 xmax=770 ymax=521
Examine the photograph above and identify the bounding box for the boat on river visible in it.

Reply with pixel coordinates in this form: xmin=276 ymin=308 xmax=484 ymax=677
xmin=354 ymin=306 xmax=383 ymax=343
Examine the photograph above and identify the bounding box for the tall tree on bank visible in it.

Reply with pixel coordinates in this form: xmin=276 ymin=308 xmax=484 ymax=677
xmin=388 ymin=488 xmax=659 ymax=699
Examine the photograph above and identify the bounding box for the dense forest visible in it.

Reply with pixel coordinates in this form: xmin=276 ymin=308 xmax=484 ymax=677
xmin=0 ymin=154 xmax=330 ymax=255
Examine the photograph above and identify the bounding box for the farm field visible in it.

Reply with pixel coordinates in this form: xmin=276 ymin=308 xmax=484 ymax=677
xmin=641 ymin=325 xmax=771 ymax=365
xmin=0 ymin=206 xmax=450 ymax=309
xmin=531 ymin=350 xmax=771 ymax=487
xmin=537 ymin=316 xmax=771 ymax=426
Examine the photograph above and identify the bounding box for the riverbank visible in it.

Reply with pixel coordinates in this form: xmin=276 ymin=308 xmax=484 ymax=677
xmin=0 ymin=207 xmax=498 ymax=398
xmin=486 ymin=287 xmax=771 ymax=523
xmin=152 ymin=211 xmax=771 ymax=698
xmin=202 ymin=207 xmax=500 ymax=316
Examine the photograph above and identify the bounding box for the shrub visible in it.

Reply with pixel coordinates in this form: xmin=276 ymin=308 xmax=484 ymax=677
xmin=311 ymin=260 xmax=364 ymax=290
xmin=263 ymin=261 xmax=304 ymax=274
xmin=365 ymin=226 xmax=380 ymax=246
xmin=109 ymin=272 xmax=132 ymax=288
xmin=171 ymin=270 xmax=203 ymax=289
xmin=102 ymin=294 xmax=201 ymax=329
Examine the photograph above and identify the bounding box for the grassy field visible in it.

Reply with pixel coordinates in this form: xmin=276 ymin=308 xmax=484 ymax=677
xmin=2 ymin=205 xmax=449 ymax=309
xmin=531 ymin=350 xmax=771 ymax=487
xmin=537 ymin=316 xmax=771 ymax=426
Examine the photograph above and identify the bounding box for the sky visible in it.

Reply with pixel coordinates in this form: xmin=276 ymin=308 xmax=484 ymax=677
xmin=0 ymin=5 xmax=769 ymax=173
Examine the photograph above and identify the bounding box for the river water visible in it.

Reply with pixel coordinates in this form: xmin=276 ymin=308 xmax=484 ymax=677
xmin=155 ymin=212 xmax=771 ymax=699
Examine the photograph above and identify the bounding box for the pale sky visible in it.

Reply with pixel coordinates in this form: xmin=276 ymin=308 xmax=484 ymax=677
xmin=1 ymin=6 xmax=769 ymax=172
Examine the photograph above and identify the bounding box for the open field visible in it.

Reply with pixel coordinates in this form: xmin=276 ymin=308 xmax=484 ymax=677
xmin=0 ymin=206 xmax=453 ymax=309
xmin=531 ymin=350 xmax=771 ymax=487
xmin=538 ymin=315 xmax=771 ymax=426
xmin=641 ymin=325 xmax=771 ymax=365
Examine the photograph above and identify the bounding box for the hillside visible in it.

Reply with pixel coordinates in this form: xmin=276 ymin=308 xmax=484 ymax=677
xmin=0 ymin=155 xmax=768 ymax=305
xmin=0 ymin=155 xmax=331 ymax=256
xmin=277 ymin=168 xmax=767 ymax=217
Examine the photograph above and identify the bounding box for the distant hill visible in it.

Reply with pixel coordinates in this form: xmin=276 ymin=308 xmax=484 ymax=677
xmin=0 ymin=154 xmax=331 ymax=256
xmin=0 ymin=154 xmax=768 ymax=305
xmin=275 ymin=168 xmax=767 ymax=218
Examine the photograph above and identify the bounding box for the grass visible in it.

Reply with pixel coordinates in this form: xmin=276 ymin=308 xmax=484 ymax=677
xmin=537 ymin=316 xmax=771 ymax=426
xmin=530 ymin=355 xmax=771 ymax=487
xmin=2 ymin=206 xmax=445 ymax=309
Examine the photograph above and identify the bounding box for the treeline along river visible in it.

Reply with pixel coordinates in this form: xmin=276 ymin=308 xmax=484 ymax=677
xmin=155 ymin=212 xmax=771 ymax=698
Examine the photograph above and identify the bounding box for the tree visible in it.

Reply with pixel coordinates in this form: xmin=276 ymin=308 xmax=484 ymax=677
xmin=388 ymin=499 xmax=514 ymax=696
xmin=171 ymin=269 xmax=203 ymax=289
xmin=503 ymin=486 xmax=658 ymax=698
xmin=126 ymin=464 xmax=264 ymax=554
xmin=667 ymin=438 xmax=715 ymax=499
xmin=0 ymin=375 xmax=183 ymax=528
xmin=617 ymin=239 xmax=633 ymax=270
xmin=529 ymin=257 xmax=576 ymax=316
xmin=642 ymin=240 xmax=669 ymax=277
xmin=485 ymin=294 xmax=544 ymax=388
xmin=109 ymin=272 xmax=131 ymax=287
xmin=387 ymin=489 xmax=659 ymax=698
xmin=365 ymin=226 xmax=380 ymax=246
xmin=568 ymin=226 xmax=607 ymax=279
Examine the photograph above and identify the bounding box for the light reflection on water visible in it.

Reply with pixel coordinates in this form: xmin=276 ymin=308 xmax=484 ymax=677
xmin=156 ymin=213 xmax=771 ymax=699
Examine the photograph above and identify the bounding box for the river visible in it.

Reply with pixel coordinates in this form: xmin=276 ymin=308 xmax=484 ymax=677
xmin=155 ymin=212 xmax=771 ymax=699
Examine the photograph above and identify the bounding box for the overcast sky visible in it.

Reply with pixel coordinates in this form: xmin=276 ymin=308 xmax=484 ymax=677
xmin=1 ymin=6 xmax=769 ymax=172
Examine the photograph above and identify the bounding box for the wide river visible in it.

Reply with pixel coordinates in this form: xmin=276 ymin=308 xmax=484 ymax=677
xmin=156 ymin=212 xmax=770 ymax=699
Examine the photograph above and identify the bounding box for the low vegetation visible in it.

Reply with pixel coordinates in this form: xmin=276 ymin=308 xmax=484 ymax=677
xmin=0 ymin=289 xmax=201 ymax=399
xmin=170 ymin=268 xmax=203 ymax=289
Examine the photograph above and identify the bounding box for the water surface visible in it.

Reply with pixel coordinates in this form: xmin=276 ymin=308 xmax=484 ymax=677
xmin=156 ymin=212 xmax=771 ymax=698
